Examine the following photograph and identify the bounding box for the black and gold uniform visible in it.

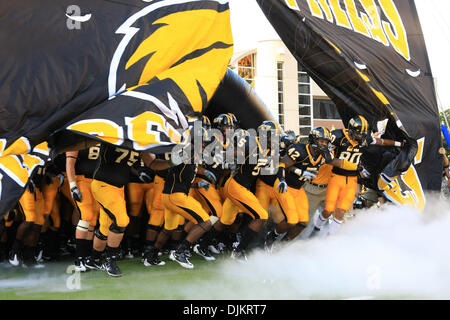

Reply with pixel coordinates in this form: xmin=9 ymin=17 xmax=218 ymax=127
xmin=325 ymin=128 xmax=364 ymax=212
xmin=92 ymin=144 xmax=140 ymax=237
xmin=10 ymin=168 xmax=46 ymax=267
xmin=193 ymin=162 xmax=224 ymax=219
xmin=151 ymin=154 xmax=171 ymax=230
xmin=127 ymin=157 xmax=155 ymax=218
xmin=221 ymin=133 xmax=270 ymax=226
xmin=73 ymin=146 xmax=101 ymax=228
xmin=283 ymin=142 xmax=327 ymax=224
xmin=90 ymin=143 xmax=141 ymax=276
xmin=162 ymin=163 xmax=209 ymax=230
xmin=161 ymin=145 xmax=213 ymax=269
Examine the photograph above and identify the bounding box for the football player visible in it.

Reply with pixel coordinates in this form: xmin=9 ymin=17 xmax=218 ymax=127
xmin=155 ymin=127 xmax=216 ymax=269
xmin=140 ymin=153 xmax=170 ymax=267
xmin=312 ymin=115 xmax=402 ymax=235
xmin=124 ymin=157 xmax=155 ymax=259
xmin=66 ymin=144 xmax=101 ymax=272
xmin=89 ymin=143 xmax=143 ymax=277
xmin=265 ymin=127 xmax=333 ymax=250
xmin=9 ymin=169 xmax=46 ymax=268
xmin=206 ymin=121 xmax=277 ymax=262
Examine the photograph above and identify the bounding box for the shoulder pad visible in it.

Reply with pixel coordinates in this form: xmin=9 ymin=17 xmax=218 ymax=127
xmin=330 ymin=129 xmax=344 ymax=145
xmin=286 ymin=142 xmax=308 ymax=162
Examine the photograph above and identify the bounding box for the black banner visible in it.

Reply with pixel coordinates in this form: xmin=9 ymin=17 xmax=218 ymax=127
xmin=0 ymin=0 xmax=233 ymax=217
xmin=257 ymin=0 xmax=441 ymax=209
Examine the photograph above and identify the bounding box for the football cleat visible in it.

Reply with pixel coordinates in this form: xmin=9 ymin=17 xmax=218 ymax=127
xmin=35 ymin=249 xmax=44 ymax=263
xmin=124 ymin=248 xmax=134 ymax=259
xmin=8 ymin=252 xmax=20 ymax=266
xmin=264 ymin=231 xmax=278 ymax=253
xmin=143 ymin=254 xmax=165 ymax=266
xmin=169 ymin=250 xmax=194 ymax=269
xmin=230 ymin=249 xmax=248 ymax=263
xmin=142 ymin=247 xmax=165 ymax=266
xmin=103 ymin=257 xmax=122 ymax=277
xmin=208 ymin=244 xmax=221 ymax=255
xmin=74 ymin=257 xmax=87 ymax=272
xmin=193 ymin=244 xmax=216 ymax=261
xmin=84 ymin=257 xmax=104 ymax=271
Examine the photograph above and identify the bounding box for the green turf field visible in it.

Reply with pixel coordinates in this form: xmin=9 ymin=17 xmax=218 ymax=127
xmin=0 ymin=253 xmax=238 ymax=300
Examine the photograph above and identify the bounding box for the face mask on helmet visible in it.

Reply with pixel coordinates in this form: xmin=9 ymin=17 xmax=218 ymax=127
xmin=348 ymin=116 xmax=369 ymax=143
xmin=258 ymin=121 xmax=281 ymax=147
xmin=202 ymin=115 xmax=211 ymax=130
xmin=309 ymin=127 xmax=331 ymax=153
xmin=213 ymin=114 xmax=235 ymax=134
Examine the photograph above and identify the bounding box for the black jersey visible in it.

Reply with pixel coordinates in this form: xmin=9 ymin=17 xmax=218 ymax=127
xmin=358 ymin=145 xmax=397 ymax=190
xmin=284 ymin=142 xmax=326 ymax=189
xmin=330 ymin=129 xmax=365 ymax=176
xmin=233 ymin=135 xmax=271 ymax=190
xmin=154 ymin=153 xmax=170 ymax=179
xmin=53 ymin=153 xmax=66 ymax=174
xmin=75 ymin=144 xmax=100 ymax=179
xmin=93 ymin=144 xmax=140 ymax=187
xmin=163 ymin=163 xmax=197 ymax=195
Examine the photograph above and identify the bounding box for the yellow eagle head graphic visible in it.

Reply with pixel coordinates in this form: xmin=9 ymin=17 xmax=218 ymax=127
xmin=108 ymin=0 xmax=234 ymax=113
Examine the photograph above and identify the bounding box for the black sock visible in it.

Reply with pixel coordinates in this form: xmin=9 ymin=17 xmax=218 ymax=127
xmin=145 ymin=239 xmax=155 ymax=248
xmin=177 ymin=239 xmax=191 ymax=252
xmin=237 ymin=228 xmax=258 ymax=252
xmin=22 ymin=245 xmax=36 ymax=263
xmin=106 ymin=246 xmax=120 ymax=259
xmin=199 ymin=228 xmax=216 ymax=248
xmin=92 ymin=248 xmax=103 ymax=261
xmin=12 ymin=239 xmax=23 ymax=254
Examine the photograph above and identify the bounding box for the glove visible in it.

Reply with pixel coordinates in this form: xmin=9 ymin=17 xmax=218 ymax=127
xmin=277 ymin=179 xmax=288 ymax=193
xmin=203 ymin=169 xmax=217 ymax=185
xmin=70 ymin=182 xmax=82 ymax=202
xmin=197 ymin=180 xmax=210 ymax=191
xmin=301 ymin=171 xmax=316 ymax=181
xmin=138 ymin=171 xmax=153 ymax=183
xmin=360 ymin=168 xmax=370 ymax=178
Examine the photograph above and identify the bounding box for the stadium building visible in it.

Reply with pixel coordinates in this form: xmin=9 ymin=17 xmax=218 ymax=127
xmin=230 ymin=39 xmax=344 ymax=138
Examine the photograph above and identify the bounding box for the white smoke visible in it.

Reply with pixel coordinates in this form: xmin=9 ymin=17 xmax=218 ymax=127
xmin=184 ymin=196 xmax=450 ymax=299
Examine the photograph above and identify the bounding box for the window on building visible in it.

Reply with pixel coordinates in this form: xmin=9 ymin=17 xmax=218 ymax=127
xmin=237 ymin=53 xmax=256 ymax=88
xmin=298 ymin=64 xmax=312 ymax=138
xmin=277 ymin=62 xmax=285 ymax=129
xmin=313 ymin=99 xmax=341 ymax=119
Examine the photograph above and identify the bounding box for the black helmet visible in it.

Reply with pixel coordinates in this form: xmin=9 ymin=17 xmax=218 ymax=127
xmin=348 ymin=115 xmax=369 ymax=143
xmin=280 ymin=130 xmax=297 ymax=149
xmin=213 ymin=114 xmax=235 ymax=132
xmin=202 ymin=115 xmax=211 ymax=130
xmin=226 ymin=113 xmax=240 ymax=128
xmin=257 ymin=120 xmax=282 ymax=135
xmin=309 ymin=127 xmax=332 ymax=152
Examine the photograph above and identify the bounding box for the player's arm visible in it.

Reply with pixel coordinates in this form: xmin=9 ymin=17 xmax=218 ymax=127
xmin=66 ymin=151 xmax=82 ymax=202
xmin=65 ymin=151 xmax=78 ymax=185
xmin=275 ymin=147 xmax=299 ymax=193
xmin=365 ymin=132 xmax=403 ymax=147
xmin=196 ymin=166 xmax=217 ymax=185
xmin=141 ymin=152 xmax=171 ymax=171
